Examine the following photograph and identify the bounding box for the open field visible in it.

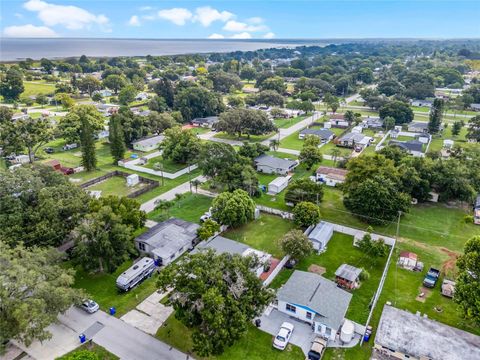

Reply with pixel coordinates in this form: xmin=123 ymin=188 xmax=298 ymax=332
xmin=147 ymin=193 xmax=213 ymax=223
xmin=143 ymin=155 xmax=188 ymax=173
xmin=214 ymin=132 xmax=274 ymax=143
xmin=21 ymin=81 xmax=56 ymax=98
xmin=274 ymin=115 xmax=306 ymax=128
xmin=86 ymin=176 xmax=147 ymax=198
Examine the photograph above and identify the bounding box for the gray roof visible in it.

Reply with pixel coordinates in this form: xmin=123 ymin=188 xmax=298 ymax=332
xmin=299 ymin=128 xmax=334 ymax=140
xmin=475 ymin=194 xmax=480 ymax=209
xmin=191 ymin=116 xmax=219 ymax=125
xmin=254 ymin=154 xmax=297 ymax=170
xmin=191 ymin=236 xmax=249 ymax=256
xmin=335 ymin=264 xmax=362 ymax=282
xmin=408 ymin=121 xmax=428 ymax=130
xmin=389 ymin=140 xmax=423 ymax=153
xmin=339 ymin=132 xmax=367 ymax=143
xmin=277 ymin=270 xmax=352 ymax=330
xmin=136 ymin=218 xmax=199 ymax=258
xmin=132 ymin=135 xmax=164 ymax=147
xmin=375 ymin=305 xmax=480 ymax=360
xmin=306 ymin=221 xmax=334 ymax=245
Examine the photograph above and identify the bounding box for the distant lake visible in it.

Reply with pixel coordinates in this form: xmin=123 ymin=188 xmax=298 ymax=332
xmin=0 ymin=38 xmax=320 ymax=61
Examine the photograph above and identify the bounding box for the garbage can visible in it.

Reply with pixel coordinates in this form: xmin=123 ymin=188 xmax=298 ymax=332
xmin=79 ymin=333 xmax=86 ymax=343
xmin=363 ymin=333 xmax=371 ymax=342
xmin=109 ymin=307 xmax=116 ymax=316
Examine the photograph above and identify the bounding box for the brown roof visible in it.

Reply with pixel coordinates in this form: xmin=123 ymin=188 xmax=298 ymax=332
xmin=316 ymin=166 xmax=348 ymax=180
xmin=399 ymin=251 xmax=417 ymax=260
xmin=330 ymin=114 xmax=345 ymax=120
xmin=45 ymin=159 xmax=61 ymax=167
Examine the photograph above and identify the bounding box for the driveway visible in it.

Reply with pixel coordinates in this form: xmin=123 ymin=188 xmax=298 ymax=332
xmin=258 ymin=308 xmax=316 ymax=355
xmin=15 ymin=307 xmax=188 ymax=360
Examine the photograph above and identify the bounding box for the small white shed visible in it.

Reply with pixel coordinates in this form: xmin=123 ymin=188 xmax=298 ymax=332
xmin=126 ymin=174 xmax=140 ymax=187
xmin=443 ymin=139 xmax=454 ymax=149
xmin=268 ymin=176 xmax=290 ymax=195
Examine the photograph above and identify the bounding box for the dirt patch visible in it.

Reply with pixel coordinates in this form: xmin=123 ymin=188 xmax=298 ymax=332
xmin=415 ymin=286 xmax=432 ymax=303
xmin=440 ymin=247 xmax=458 ymax=277
xmin=308 ymin=264 xmax=326 ymax=275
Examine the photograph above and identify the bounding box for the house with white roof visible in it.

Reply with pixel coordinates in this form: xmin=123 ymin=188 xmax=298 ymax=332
xmin=132 ymin=135 xmax=164 ymax=152
xmin=304 ymin=221 xmax=334 ymax=252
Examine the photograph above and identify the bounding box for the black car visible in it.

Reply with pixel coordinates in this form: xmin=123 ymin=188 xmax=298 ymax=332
xmin=44 ymin=147 xmax=54 ymax=154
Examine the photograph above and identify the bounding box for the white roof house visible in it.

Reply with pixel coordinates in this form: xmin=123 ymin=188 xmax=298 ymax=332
xmin=254 ymin=154 xmax=298 ymax=175
xmin=132 ymin=135 xmax=164 ymax=152
xmin=304 ymin=221 xmax=334 ymax=252
xmin=268 ymin=176 xmax=291 ymax=195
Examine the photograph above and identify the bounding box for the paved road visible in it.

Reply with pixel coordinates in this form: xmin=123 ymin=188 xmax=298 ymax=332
xmin=140 ymin=175 xmax=206 ymax=213
xmin=261 ymin=111 xmax=322 ymax=145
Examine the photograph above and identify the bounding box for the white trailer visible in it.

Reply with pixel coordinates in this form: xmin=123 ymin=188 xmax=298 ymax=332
xmin=116 ymin=257 xmax=156 ymax=291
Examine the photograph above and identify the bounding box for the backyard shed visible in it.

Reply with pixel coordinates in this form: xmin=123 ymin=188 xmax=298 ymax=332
xmin=441 ymin=279 xmax=456 ymax=298
xmin=335 ymin=264 xmax=362 ymax=289
xmin=398 ymin=251 xmax=418 ymax=270
xmin=126 ymin=174 xmax=139 ymax=187
xmin=304 ymin=221 xmax=334 ymax=252
xmin=267 ymin=176 xmax=290 ymax=195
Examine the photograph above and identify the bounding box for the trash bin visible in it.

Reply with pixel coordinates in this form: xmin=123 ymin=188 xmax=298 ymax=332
xmin=255 ymin=319 xmax=261 ymax=327
xmin=79 ymin=333 xmax=86 ymax=343
xmin=109 ymin=307 xmax=116 ymax=316
xmin=363 ymin=333 xmax=371 ymax=342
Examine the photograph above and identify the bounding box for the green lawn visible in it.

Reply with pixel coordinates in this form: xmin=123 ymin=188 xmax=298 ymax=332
xmin=70 ymin=259 xmax=159 ymax=317
xmin=21 ymin=81 xmax=56 ymax=98
xmin=189 ymin=126 xmax=211 ymax=135
xmin=279 ymin=130 xmax=304 ymax=150
xmin=156 ymin=316 xmax=305 ymax=360
xmin=222 ymin=214 xmax=296 ymax=258
xmin=86 ymin=176 xmax=146 ymax=198
xmin=56 ymin=343 xmax=119 ymax=360
xmin=214 ymin=132 xmax=274 ymax=143
xmin=143 ymin=155 xmax=188 ymax=173
xmin=148 ymin=193 xmax=213 ymax=223
xmin=274 ymin=115 xmax=306 ymax=129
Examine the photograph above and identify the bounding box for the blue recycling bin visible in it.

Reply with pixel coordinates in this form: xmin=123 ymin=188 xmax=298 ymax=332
xmin=363 ymin=333 xmax=371 ymax=342
xmin=109 ymin=307 xmax=116 ymax=316
xmin=79 ymin=333 xmax=86 ymax=343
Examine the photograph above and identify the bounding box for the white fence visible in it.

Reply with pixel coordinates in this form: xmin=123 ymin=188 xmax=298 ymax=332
xmin=263 ymin=255 xmax=290 ymax=286
xmin=256 ymin=205 xmax=293 ymax=220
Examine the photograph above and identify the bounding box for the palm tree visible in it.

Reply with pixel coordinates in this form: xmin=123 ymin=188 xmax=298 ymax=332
xmin=330 ymin=148 xmax=341 ymax=165
xmin=269 ymin=139 xmax=280 ymax=152
xmin=191 ymin=179 xmax=201 ymax=193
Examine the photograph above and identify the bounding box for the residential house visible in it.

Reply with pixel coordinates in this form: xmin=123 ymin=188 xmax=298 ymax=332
xmin=407 ymin=121 xmax=429 ymax=134
xmin=328 ymin=114 xmax=350 ymax=128
xmin=316 ymin=166 xmax=347 ymax=187
xmin=192 ymin=235 xmax=271 ymax=277
xmin=470 ymin=103 xmax=480 ymax=111
xmin=474 ymin=194 xmax=480 ymax=225
xmin=254 ymin=154 xmax=298 ymax=175
xmin=135 ymin=218 xmax=200 ymax=266
xmin=336 ymin=133 xmax=373 ymax=151
xmin=304 ymin=221 xmax=334 ymax=252
xmin=276 ymin=270 xmax=352 ymax=341
xmin=12 ymin=113 xmax=29 ymax=121
xmin=351 ymin=125 xmax=363 ymax=134
xmin=362 ymin=117 xmax=384 ymax=130
xmin=298 ymin=128 xmax=334 ymax=143
xmin=135 ymin=92 xmax=149 ymax=101
xmin=397 ymin=251 xmax=418 ymax=271
xmin=335 ymin=264 xmax=362 ymax=289
xmin=268 ymin=176 xmax=291 ymax=195
xmin=93 ymin=89 xmax=112 ymax=97
xmin=411 ymin=99 xmax=433 ymax=107
xmin=191 ymin=116 xmax=219 ymax=128
xmin=373 ymin=305 xmax=480 ymax=360
xmin=389 ymin=140 xmax=425 ymax=157
xmin=132 ymin=135 xmax=164 ymax=152
xmin=95 ymin=103 xmax=120 ymax=116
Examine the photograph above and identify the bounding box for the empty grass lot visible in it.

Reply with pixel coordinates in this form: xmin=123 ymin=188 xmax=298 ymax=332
xmin=21 ymin=81 xmax=56 ymax=98
xmin=214 ymin=132 xmax=274 ymax=143
xmin=147 ymin=193 xmax=213 ymax=223
xmin=274 ymin=115 xmax=306 ymax=128
xmin=87 ymin=176 xmax=146 ymax=197
xmin=156 ymin=316 xmax=305 ymax=360
xmin=143 ymin=155 xmax=188 ymax=173
xmin=57 ymin=343 xmax=119 ymax=360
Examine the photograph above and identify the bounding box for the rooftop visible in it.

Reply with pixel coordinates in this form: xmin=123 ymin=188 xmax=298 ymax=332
xmin=316 ymin=166 xmax=348 ymax=180
xmin=335 ymin=264 xmax=362 ymax=282
xmin=306 ymin=221 xmax=334 ymax=243
xmin=277 ymin=270 xmax=352 ymax=330
xmin=389 ymin=140 xmax=423 ymax=153
xmin=192 ymin=235 xmax=250 ymax=257
xmin=254 ymin=154 xmax=297 ymax=170
xmin=299 ymin=128 xmax=334 ymax=139
xmin=132 ymin=135 xmax=165 ymax=147
xmin=375 ymin=305 xmax=480 ymax=360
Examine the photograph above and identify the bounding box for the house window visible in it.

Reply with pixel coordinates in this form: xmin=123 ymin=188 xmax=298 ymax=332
xmin=306 ymin=312 xmax=312 ymax=320
xmin=138 ymin=243 xmax=146 ymax=251
xmin=325 ymin=328 xmax=331 ymax=337
xmin=286 ymin=304 xmax=296 ymax=313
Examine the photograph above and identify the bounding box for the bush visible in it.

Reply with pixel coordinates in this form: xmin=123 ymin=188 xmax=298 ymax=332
xmin=464 ymin=215 xmax=474 ymax=224
xmin=359 ymin=268 xmax=370 ymax=281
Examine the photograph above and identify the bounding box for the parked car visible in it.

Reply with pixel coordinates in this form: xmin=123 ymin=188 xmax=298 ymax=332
xmin=80 ymin=299 xmax=99 ymax=314
xmin=273 ymin=322 xmax=294 ymax=350
xmin=307 ymin=337 xmax=327 ymax=360
xmin=423 ymin=267 xmax=440 ymax=288
xmin=284 ymin=258 xmax=297 ymax=269
xmin=200 ymin=207 xmax=213 ymax=223
xmin=44 ymin=147 xmax=54 ymax=154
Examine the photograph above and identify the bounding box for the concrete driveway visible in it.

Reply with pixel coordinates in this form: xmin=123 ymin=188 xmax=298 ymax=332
xmin=258 ymin=308 xmax=316 ymax=355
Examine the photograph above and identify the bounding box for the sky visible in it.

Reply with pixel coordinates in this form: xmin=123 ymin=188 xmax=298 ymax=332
xmin=1 ymin=0 xmax=479 ymax=39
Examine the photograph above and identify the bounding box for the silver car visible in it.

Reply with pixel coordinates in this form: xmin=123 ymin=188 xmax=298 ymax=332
xmin=80 ymin=299 xmax=99 ymax=314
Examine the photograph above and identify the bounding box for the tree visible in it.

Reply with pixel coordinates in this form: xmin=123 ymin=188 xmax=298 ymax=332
xmin=256 ymin=90 xmax=284 ymax=107
xmin=269 ymin=139 xmax=280 ymax=151
xmin=211 ymin=189 xmax=256 ymax=227
xmin=227 ymin=95 xmax=245 ymax=108
xmin=60 ymin=350 xmax=100 ymax=360
xmin=109 ymin=113 xmax=126 ymax=163
xmin=103 ymin=74 xmax=127 ymax=94
xmin=77 ymin=75 xmax=101 ymax=97
xmin=148 ymin=95 xmax=168 ymax=112
xmin=0 ymin=115 xmax=53 ymax=163
xmin=161 ymin=127 xmax=201 ymax=164
xmin=115 ymin=107 xmax=149 ymax=146
xmin=90 ymin=195 xmax=146 ymax=230
xmin=118 ymin=85 xmax=137 ymax=105
xmin=330 ymin=148 xmax=341 ymax=165
xmin=466 ymin=115 xmax=480 ymax=142
xmin=36 ymin=93 xmax=49 ymax=107
xmin=71 ymin=205 xmax=136 ymax=273
xmin=237 ymin=142 xmax=269 ymax=159
xmin=55 ymin=93 xmax=75 ymax=109
xmin=197 ymin=219 xmax=220 ymax=241
xmin=157 ymin=250 xmax=273 ymax=356
xmin=0 ymin=241 xmax=82 ymax=348
xmin=299 ymin=145 xmax=323 ymax=170
xmin=344 ymin=110 xmax=356 ymax=124
xmin=356 ymin=232 xmax=389 ymax=259
xmin=259 ymin=76 xmax=286 ymax=93
xmin=379 ymin=101 xmax=414 ymax=125
xmin=208 ymin=71 xmax=242 ymax=93
xmin=292 ymin=201 xmax=321 ymax=227
xmin=454 ymin=236 xmax=480 ymax=325
xmin=324 ymin=93 xmax=339 ymax=113
xmin=174 ymin=86 xmax=224 ymax=122
xmin=240 ymin=66 xmax=257 ymax=82
xmin=428 ymin=98 xmax=445 ymax=134
xmin=384 ymin=116 xmax=396 ymax=130
xmin=197 ymin=142 xmax=238 ymax=181
xmin=59 ymin=104 xmax=104 ymax=144
xmin=219 ymin=162 xmax=259 ymax=196
xmin=154 ymin=77 xmax=175 ymax=108
xmin=377 ymin=79 xmax=404 ymax=97
xmin=278 ymin=229 xmax=313 ymax=261
xmin=0 ymin=67 xmax=24 ymax=101
xmin=451 ymin=120 xmax=464 ymax=136
xmin=80 ymin=115 xmax=97 ymax=171
xmin=147 ymin=111 xmax=177 ymax=134
xmin=217 ymin=108 xmax=276 ymax=139
xmin=285 ymin=178 xmax=324 ymax=205
xmin=344 ymin=175 xmax=410 ymax=224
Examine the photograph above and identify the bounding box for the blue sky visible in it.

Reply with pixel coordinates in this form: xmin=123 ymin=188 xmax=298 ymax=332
xmin=2 ymin=1 xmax=479 ymax=39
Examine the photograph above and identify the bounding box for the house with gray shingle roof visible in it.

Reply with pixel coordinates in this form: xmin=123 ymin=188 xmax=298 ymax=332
xmin=298 ymin=128 xmax=334 ymax=143
xmin=254 ymin=154 xmax=298 ymax=175
xmin=276 ymin=270 xmax=352 ymax=341
xmin=389 ymin=139 xmax=425 ymax=157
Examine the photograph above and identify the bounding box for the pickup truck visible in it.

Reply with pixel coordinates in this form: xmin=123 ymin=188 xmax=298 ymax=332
xmin=423 ymin=267 xmax=440 ymax=288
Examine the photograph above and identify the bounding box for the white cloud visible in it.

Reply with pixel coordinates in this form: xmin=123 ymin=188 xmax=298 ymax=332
xmin=128 ymin=15 xmax=140 ymax=26
xmin=230 ymin=32 xmax=252 ymax=39
xmin=140 ymin=6 xmax=152 ymax=11
xmin=23 ymin=0 xmax=109 ymax=30
xmin=263 ymin=32 xmax=275 ymax=39
xmin=193 ymin=6 xmax=233 ymax=27
xmin=208 ymin=33 xmax=225 ymax=39
xmin=223 ymin=20 xmax=267 ymax=33
xmin=158 ymin=8 xmax=192 ymax=26
xmin=247 ymin=17 xmax=263 ymax=25
xmin=3 ymin=24 xmax=58 ymax=37
xmin=15 ymin=13 xmax=24 ymax=19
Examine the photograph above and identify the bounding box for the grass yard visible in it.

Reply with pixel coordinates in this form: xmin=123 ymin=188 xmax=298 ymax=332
xmin=56 ymin=343 xmax=119 ymax=360
xmin=156 ymin=316 xmax=305 ymax=360
xmin=21 ymin=81 xmax=56 ymax=98
xmin=279 ymin=130 xmax=304 ymax=150
xmin=266 ymin=150 xmax=298 ymax=160
xmin=143 ymin=155 xmax=188 ymax=173
xmin=189 ymin=126 xmax=211 ymax=135
xmin=274 ymin=115 xmax=306 ymax=129
xmin=70 ymin=258 xmax=159 ymax=317
xmin=86 ymin=176 xmax=146 ymax=198
xmin=223 ymin=214 xmax=296 ymax=258
xmin=148 ymin=193 xmax=213 ymax=223
xmin=214 ymin=132 xmax=274 ymax=143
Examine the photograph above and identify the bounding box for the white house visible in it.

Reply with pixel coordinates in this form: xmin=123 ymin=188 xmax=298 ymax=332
xmin=135 ymin=218 xmax=199 ymax=266
xmin=132 ymin=135 xmax=164 ymax=152
xmin=304 ymin=221 xmax=334 ymax=252
xmin=254 ymin=154 xmax=298 ymax=175
xmin=268 ymin=176 xmax=291 ymax=195
xmin=443 ymin=139 xmax=454 ymax=149
xmin=316 ymin=166 xmax=348 ymax=187
xmin=276 ymin=271 xmax=352 ymax=341
xmin=135 ymin=92 xmax=149 ymax=101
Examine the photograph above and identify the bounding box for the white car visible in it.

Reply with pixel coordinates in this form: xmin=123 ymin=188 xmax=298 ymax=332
xmin=273 ymin=322 xmax=294 ymax=350
xmin=80 ymin=299 xmax=99 ymax=314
